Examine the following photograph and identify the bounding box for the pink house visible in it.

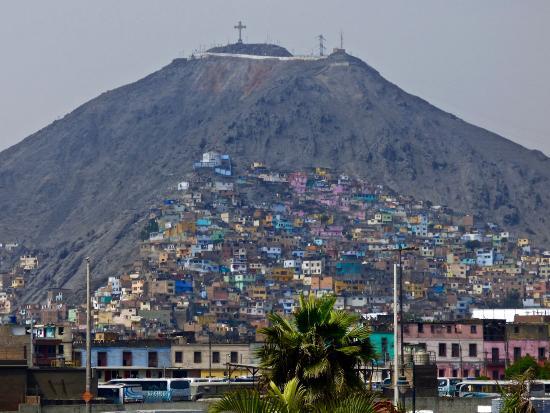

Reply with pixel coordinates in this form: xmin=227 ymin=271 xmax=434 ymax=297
xmin=506 ymin=316 xmax=550 ymax=366
xmin=481 ymin=319 xmax=507 ymax=380
xmin=405 ymin=321 xmax=485 ymax=378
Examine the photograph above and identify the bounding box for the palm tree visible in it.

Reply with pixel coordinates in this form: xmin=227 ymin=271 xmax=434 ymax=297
xmin=209 ymin=378 xmax=306 ymax=413
xmin=209 ymin=378 xmax=382 ymax=413
xmin=500 ymin=368 xmax=536 ymax=413
xmin=257 ymin=294 xmax=375 ymax=403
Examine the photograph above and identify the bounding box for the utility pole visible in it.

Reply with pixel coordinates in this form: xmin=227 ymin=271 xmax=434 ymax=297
xmin=393 ymin=263 xmax=399 ymax=406
xmin=208 ymin=331 xmax=212 ymax=378
xmin=317 ymin=34 xmax=326 ymax=56
xmin=85 ymin=257 xmax=92 ymax=413
xmin=28 ymin=316 xmax=33 ymax=368
xmin=399 ymin=247 xmax=405 ymax=374
xmin=397 ymin=245 xmax=417 ymax=375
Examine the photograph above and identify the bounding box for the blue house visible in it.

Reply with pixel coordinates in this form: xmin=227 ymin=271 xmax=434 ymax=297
xmin=76 ymin=340 xmax=172 ymax=382
xmin=175 ymin=280 xmax=193 ymax=294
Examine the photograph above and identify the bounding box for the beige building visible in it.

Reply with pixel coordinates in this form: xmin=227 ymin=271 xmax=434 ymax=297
xmin=171 ymin=342 xmax=256 ymax=378
xmin=19 ymin=255 xmax=38 ymax=270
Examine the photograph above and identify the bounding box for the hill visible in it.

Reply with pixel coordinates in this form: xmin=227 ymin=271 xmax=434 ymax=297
xmin=0 ymin=43 xmax=548 ymax=302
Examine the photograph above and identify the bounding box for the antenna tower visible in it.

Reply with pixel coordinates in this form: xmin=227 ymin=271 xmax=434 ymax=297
xmin=317 ymin=34 xmax=326 ymax=56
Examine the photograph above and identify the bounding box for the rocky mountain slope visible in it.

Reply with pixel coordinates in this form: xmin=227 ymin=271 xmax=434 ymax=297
xmin=0 ymin=43 xmax=548 ymax=302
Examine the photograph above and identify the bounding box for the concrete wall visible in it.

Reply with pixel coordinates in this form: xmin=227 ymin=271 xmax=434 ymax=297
xmin=0 ymin=365 xmax=27 ymax=411
xmin=4 ymin=401 xmax=210 ymax=413
xmin=5 ymin=398 xmax=496 ymax=413
xmin=399 ymin=396 xmax=494 ymax=413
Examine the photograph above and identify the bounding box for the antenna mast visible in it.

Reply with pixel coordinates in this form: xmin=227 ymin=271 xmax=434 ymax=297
xmin=317 ymin=34 xmax=326 ymax=56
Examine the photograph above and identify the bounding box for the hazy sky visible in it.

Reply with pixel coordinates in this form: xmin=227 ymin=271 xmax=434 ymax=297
xmin=0 ymin=1 xmax=549 ymax=154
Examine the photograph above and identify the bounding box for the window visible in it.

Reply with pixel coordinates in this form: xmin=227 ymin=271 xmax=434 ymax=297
xmin=122 ymin=351 xmax=132 ymax=367
xmin=148 ymin=351 xmax=158 ymax=368
xmin=194 ymin=351 xmax=202 ymax=363
xmin=417 ymin=323 xmax=424 ymax=333
xmin=438 ymin=369 xmax=445 ymax=377
xmin=58 ymin=345 xmax=64 ymax=355
xmin=513 ymin=326 xmax=519 ymax=334
xmin=469 ymin=344 xmax=477 ymax=357
xmin=175 ymin=351 xmax=183 ymax=363
xmin=514 ymin=347 xmax=521 ymax=362
xmin=58 ymin=327 xmax=64 ymax=335
xmin=475 ymin=369 xmax=480 ymax=378
xmin=463 ymin=369 xmax=469 ymax=378
xmin=97 ymin=351 xmax=108 ymax=367
xmin=452 ymin=343 xmax=460 ymax=358
xmin=539 ymin=347 xmax=546 ymax=360
xmin=171 ymin=380 xmax=190 ymax=390
xmin=430 ymin=325 xmax=435 ymax=333
xmin=470 ymin=325 xmax=477 ymax=334
xmin=438 ymin=343 xmax=447 ymax=357
xmin=452 ymin=369 xmax=458 ymax=378
xmin=491 ymin=347 xmax=500 ymax=362
xmin=447 ymin=325 xmax=452 ymax=334
xmin=230 ymin=351 xmax=238 ymax=363
xmin=492 ymin=370 xmax=499 ymax=380
xmin=381 ymin=337 xmax=388 ymax=354
xmin=212 ymin=351 xmax=220 ymax=364
xmin=73 ymin=351 xmax=82 ymax=366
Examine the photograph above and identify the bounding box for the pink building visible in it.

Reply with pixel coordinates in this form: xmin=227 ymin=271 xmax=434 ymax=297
xmin=404 ymin=321 xmax=485 ymax=378
xmin=506 ymin=316 xmax=550 ymax=366
xmin=404 ymin=318 xmax=550 ymax=380
xmin=481 ymin=319 xmax=507 ymax=380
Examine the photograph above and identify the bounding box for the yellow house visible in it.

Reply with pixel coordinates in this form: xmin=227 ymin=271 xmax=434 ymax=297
xmin=270 ymin=267 xmax=294 ymax=283
xmin=334 ymin=280 xmax=347 ymax=294
xmin=158 ymin=252 xmax=169 ymax=265
xmin=404 ymin=281 xmax=425 ymax=299
xmin=315 ymin=167 xmax=329 ymax=176
xmin=12 ymin=277 xmax=24 ymax=288
xmin=251 ymin=286 xmax=267 ymax=300
xmin=96 ymin=311 xmax=114 ymax=325
xmin=446 ymin=263 xmax=469 ymax=278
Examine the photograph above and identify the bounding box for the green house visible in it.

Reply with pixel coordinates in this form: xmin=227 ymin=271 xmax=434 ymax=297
xmin=369 ymin=331 xmax=394 ymax=365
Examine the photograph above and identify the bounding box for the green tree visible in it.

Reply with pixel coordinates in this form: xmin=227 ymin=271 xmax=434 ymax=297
xmin=209 ymin=378 xmax=306 ymax=413
xmin=257 ymin=294 xmax=375 ymax=404
xmin=506 ymin=356 xmax=538 ymax=379
xmin=209 ymin=378 xmax=381 ymax=413
xmin=506 ymin=355 xmax=550 ymax=379
xmin=140 ymin=218 xmax=159 ymax=241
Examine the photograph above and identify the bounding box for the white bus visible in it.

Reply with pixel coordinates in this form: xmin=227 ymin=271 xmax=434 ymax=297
xmin=189 ymin=380 xmax=255 ymax=401
xmin=437 ymin=377 xmax=463 ymax=397
xmin=108 ymin=378 xmax=191 ymax=402
xmin=97 ymin=383 xmax=144 ymax=404
xmin=457 ymin=380 xmax=550 ymax=398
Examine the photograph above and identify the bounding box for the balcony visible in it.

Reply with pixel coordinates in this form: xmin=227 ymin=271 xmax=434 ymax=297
xmin=486 ymin=358 xmax=507 ymax=367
